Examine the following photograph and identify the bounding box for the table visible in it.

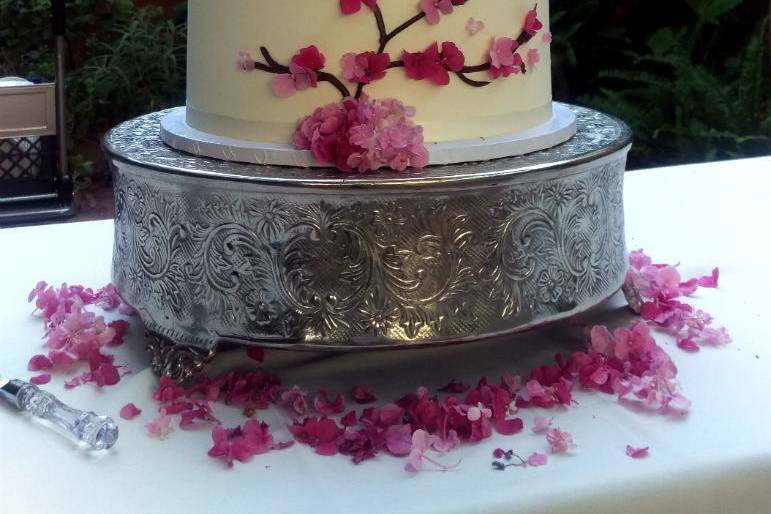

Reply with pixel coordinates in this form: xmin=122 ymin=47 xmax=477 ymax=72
xmin=1 ymin=157 xmax=770 ymax=514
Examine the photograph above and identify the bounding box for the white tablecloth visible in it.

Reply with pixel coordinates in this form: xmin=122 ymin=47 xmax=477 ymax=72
xmin=1 ymin=157 xmax=770 ymax=514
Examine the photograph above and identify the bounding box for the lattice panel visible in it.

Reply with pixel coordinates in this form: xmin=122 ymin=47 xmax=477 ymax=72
xmin=0 ymin=136 xmax=44 ymax=181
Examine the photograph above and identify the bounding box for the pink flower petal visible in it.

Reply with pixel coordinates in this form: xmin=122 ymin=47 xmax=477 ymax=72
xmin=352 ymin=385 xmax=376 ymax=404
xmin=28 ymin=354 xmax=53 ymax=372
xmin=246 ymin=347 xmax=265 ymax=363
xmin=120 ymin=403 xmax=142 ymax=420
xmin=30 ymin=374 xmax=51 ymax=385
xmin=677 ymin=338 xmax=700 ymax=352
xmin=625 ymin=445 xmax=649 ymax=458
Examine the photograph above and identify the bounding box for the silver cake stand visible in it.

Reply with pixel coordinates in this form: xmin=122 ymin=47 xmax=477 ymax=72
xmin=104 ymin=104 xmax=633 ymax=382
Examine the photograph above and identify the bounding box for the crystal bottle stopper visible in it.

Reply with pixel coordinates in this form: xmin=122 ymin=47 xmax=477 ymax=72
xmin=0 ymin=377 xmax=119 ymax=450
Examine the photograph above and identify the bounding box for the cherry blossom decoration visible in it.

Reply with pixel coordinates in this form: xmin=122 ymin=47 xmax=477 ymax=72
xmin=235 ymin=1 xmax=547 ymax=172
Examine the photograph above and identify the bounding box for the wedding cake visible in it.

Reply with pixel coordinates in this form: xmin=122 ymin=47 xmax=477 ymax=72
xmin=165 ymin=0 xmax=572 ymax=172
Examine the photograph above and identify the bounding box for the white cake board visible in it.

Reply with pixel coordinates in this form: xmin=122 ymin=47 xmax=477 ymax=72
xmin=160 ymin=103 xmax=577 ymax=167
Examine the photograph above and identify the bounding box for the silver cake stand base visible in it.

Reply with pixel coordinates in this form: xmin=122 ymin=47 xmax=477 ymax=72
xmin=104 ymin=104 xmax=632 ymax=382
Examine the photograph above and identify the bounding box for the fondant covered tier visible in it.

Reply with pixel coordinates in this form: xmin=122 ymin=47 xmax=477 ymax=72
xmin=186 ymin=0 xmax=554 ymax=147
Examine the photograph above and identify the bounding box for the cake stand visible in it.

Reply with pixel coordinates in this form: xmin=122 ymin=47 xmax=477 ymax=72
xmin=104 ymin=104 xmax=633 ymax=382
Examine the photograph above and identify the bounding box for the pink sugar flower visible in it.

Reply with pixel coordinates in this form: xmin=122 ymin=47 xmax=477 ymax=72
xmin=340 ymin=0 xmax=377 ymax=15
xmin=341 ymin=52 xmax=390 ymax=84
xmin=271 ymin=46 xmax=326 ymax=98
xmin=403 ymin=41 xmax=465 ymax=86
xmin=488 ymin=37 xmax=523 ymax=78
xmin=120 ymin=403 xmax=142 ymax=420
xmin=523 ymin=5 xmax=543 ymax=36
xmin=420 ymin=0 xmax=453 ymax=25
xmin=466 ymin=17 xmax=484 ymax=36
xmin=625 ymin=445 xmax=650 ymax=458
xmin=546 ymin=428 xmax=575 ymax=453
xmin=237 ymin=51 xmax=254 ymax=72
xmin=527 ymin=48 xmax=540 ymax=68
xmin=293 ymin=96 xmax=428 ymax=173
xmin=542 ymin=31 xmax=553 ymax=44
xmin=528 ymin=452 xmax=548 ymax=466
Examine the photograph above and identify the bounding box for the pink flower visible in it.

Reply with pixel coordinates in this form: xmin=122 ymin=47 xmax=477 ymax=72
xmin=625 ymin=445 xmax=650 ymax=458
xmin=120 ymin=403 xmax=142 ymax=420
xmin=289 ymin=416 xmax=342 ymax=456
xmin=340 ymin=0 xmax=377 ymax=15
xmin=466 ymin=17 xmax=484 ymax=36
xmin=180 ymin=403 xmax=219 ymax=429
xmin=403 ymin=41 xmax=465 ymax=86
xmin=281 ymin=385 xmax=309 ymax=415
xmin=526 ymin=48 xmax=540 ymax=68
xmin=352 ymin=385 xmax=376 ymax=404
xmin=420 ymin=0 xmax=453 ymax=25
xmin=341 ymin=52 xmax=390 ymax=84
xmin=546 ymin=428 xmax=575 ymax=453
xmin=542 ymin=31 xmax=553 ymax=44
xmin=153 ymin=375 xmax=186 ymax=403
xmin=405 ymin=429 xmax=459 ymax=472
xmin=531 ymin=415 xmax=552 ymax=434
xmin=30 ymin=374 xmax=51 ymax=385
xmin=146 ymin=410 xmax=174 ymax=439
xmin=523 ymin=5 xmax=543 ymax=36
xmin=314 ymin=389 xmax=346 ymax=415
xmin=271 ymin=46 xmax=326 ymax=98
xmin=208 ymin=420 xmax=290 ymax=467
xmin=293 ymin=96 xmax=428 ymax=173
xmin=527 ymin=452 xmax=548 ymax=466
xmin=488 ymin=37 xmax=523 ymax=78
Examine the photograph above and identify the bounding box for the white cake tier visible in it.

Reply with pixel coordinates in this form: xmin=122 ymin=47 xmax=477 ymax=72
xmin=162 ymin=103 xmax=576 ymax=167
xmin=186 ymin=0 xmax=554 ymax=145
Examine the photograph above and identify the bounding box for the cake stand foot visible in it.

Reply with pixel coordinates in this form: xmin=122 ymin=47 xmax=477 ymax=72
xmin=622 ymin=282 xmax=643 ymax=315
xmin=145 ymin=332 xmax=216 ymax=383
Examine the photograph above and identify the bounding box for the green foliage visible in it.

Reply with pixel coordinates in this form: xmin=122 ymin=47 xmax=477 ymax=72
xmin=0 ymin=0 xmax=185 ymax=185
xmin=555 ymin=0 xmax=770 ymax=168
xmin=67 ymin=8 xmax=186 ymax=138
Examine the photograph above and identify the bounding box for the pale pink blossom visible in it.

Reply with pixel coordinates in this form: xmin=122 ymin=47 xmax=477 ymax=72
xmin=526 ymin=48 xmax=540 ymax=68
xmin=237 ymin=51 xmax=254 ymax=72
xmin=527 ymin=452 xmax=548 ymax=466
xmin=546 ymin=428 xmax=575 ymax=453
xmin=542 ymin=31 xmax=553 ymax=44
xmin=146 ymin=410 xmax=174 ymax=439
xmin=531 ymin=415 xmax=552 ymax=434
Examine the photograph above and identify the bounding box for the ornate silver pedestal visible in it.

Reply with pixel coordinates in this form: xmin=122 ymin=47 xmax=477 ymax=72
xmin=104 ymin=104 xmax=631 ymax=379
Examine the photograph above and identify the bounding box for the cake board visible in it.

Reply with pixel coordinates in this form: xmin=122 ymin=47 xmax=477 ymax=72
xmin=103 ymin=104 xmax=633 ymax=383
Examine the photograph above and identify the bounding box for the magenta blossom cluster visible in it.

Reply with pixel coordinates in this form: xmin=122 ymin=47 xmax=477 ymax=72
xmin=626 ymin=250 xmax=729 ymax=351
xmin=26 ymin=282 xmax=132 ymax=388
xmin=293 ymin=96 xmax=429 ymax=172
